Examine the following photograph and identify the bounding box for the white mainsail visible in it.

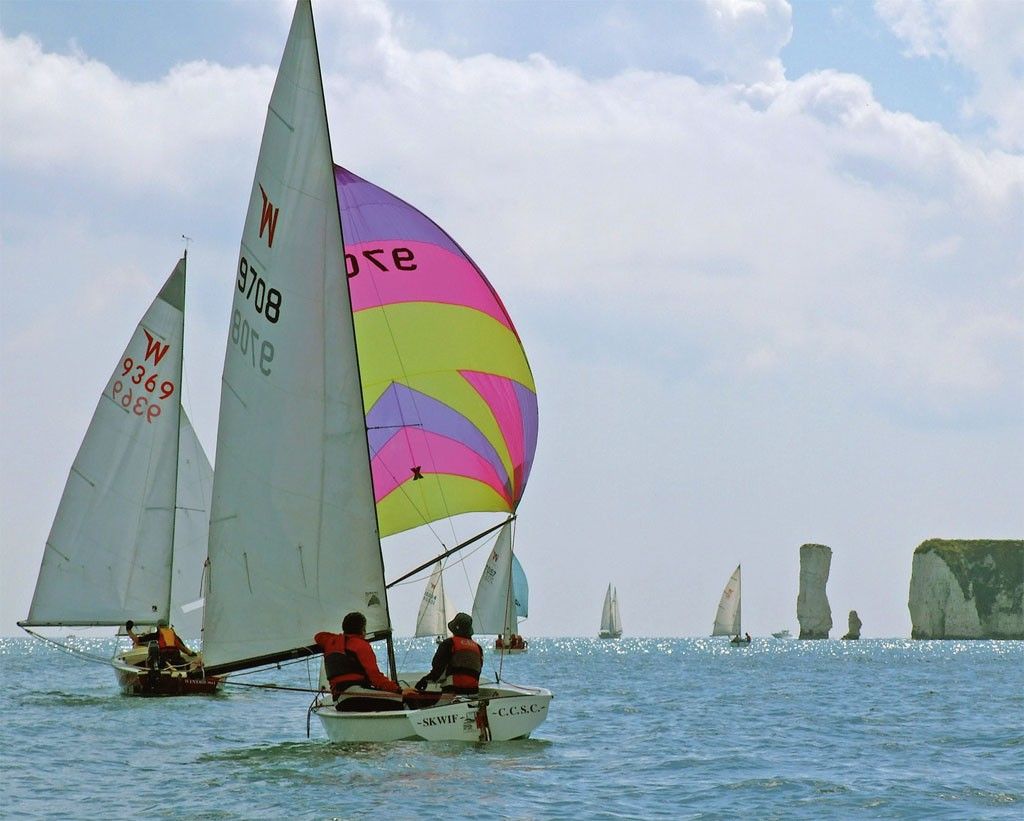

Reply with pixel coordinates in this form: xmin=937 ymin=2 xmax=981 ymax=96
xmin=712 ymin=564 xmax=742 ymax=637
xmin=600 ymin=584 xmax=622 ymax=637
xmin=202 ymin=0 xmax=387 ymax=673
xmin=471 ymin=522 xmax=519 ymax=637
xmin=24 ymin=259 xmax=187 ymax=627
xmin=414 ymin=564 xmax=454 ymax=639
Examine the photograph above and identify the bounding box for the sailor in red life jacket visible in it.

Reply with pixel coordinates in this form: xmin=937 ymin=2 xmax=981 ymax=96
xmin=314 ymin=611 xmax=408 ymax=712
xmin=415 ymin=612 xmax=483 ymax=698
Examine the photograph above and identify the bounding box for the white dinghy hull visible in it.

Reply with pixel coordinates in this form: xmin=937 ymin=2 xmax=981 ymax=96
xmin=314 ymin=682 xmax=552 ymax=743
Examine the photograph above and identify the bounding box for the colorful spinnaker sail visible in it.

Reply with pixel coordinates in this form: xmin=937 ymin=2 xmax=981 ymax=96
xmin=336 ymin=166 xmax=538 ymax=538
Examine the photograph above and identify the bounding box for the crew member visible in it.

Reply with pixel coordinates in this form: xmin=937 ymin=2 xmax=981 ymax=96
xmin=415 ymin=612 xmax=483 ymax=697
xmin=314 ymin=612 xmax=406 ymax=712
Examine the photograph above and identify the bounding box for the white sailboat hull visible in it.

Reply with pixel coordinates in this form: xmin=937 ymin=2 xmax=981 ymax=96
xmin=598 ymin=630 xmax=622 ymax=639
xmin=314 ymin=681 xmax=551 ymax=743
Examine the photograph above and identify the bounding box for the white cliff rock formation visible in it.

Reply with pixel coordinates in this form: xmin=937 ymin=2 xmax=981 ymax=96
xmin=842 ymin=610 xmax=862 ymax=640
xmin=908 ymin=539 xmax=1023 ymax=639
xmin=797 ymin=543 xmax=832 ymax=639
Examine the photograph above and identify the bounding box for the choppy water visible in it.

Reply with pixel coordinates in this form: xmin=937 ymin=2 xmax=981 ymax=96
xmin=1 ymin=637 xmax=1021 ymax=819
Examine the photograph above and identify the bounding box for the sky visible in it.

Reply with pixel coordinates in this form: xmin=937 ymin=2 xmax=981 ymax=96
xmin=1 ymin=0 xmax=1021 ymax=640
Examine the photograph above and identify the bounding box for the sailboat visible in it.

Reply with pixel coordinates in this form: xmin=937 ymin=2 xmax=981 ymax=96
xmin=712 ymin=564 xmax=750 ymax=644
xmin=598 ymin=583 xmax=622 ymax=639
xmin=414 ymin=564 xmax=455 ymax=644
xmin=19 ymin=255 xmax=219 ymax=695
xmin=210 ymin=0 xmax=550 ymax=742
xmin=472 ymin=525 xmax=530 ymax=653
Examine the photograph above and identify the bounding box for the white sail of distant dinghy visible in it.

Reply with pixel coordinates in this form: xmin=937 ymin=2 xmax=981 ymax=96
xmin=712 ymin=564 xmax=750 ymax=644
xmin=415 ymin=564 xmax=455 ymax=643
xmin=19 ymin=255 xmax=219 ymax=695
xmin=598 ymin=584 xmax=622 ymax=639
xmin=472 ymin=523 xmax=529 ymax=653
xmin=208 ymin=0 xmax=549 ymax=743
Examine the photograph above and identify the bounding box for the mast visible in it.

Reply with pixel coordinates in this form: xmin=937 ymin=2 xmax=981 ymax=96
xmin=164 ymin=248 xmax=186 ymax=625
xmin=737 ymin=565 xmax=742 ymax=637
xmin=308 ymin=0 xmax=397 ymax=681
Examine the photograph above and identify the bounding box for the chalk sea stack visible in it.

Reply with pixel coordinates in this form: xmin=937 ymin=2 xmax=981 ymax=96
xmin=908 ymin=539 xmax=1023 ymax=639
xmin=797 ymin=543 xmax=832 ymax=639
xmin=842 ymin=610 xmax=862 ymax=640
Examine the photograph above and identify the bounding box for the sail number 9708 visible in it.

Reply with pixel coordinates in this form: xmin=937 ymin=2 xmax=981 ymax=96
xmin=231 ymin=308 xmax=274 ymax=376
xmin=237 ymin=257 xmax=282 ymax=323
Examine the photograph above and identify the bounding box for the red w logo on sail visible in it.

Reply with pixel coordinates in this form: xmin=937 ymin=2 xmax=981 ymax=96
xmin=143 ymin=330 xmax=170 ymax=366
xmin=259 ymin=184 xmax=280 ymax=248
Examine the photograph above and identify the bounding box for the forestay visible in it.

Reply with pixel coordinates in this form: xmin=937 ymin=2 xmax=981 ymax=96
xmin=24 ymin=260 xmax=186 ymax=627
xmin=203 ymin=1 xmax=387 ymax=672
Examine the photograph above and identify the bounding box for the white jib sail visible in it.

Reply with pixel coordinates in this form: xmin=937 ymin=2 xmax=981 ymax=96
xmin=414 ymin=564 xmax=454 ymax=638
xmin=471 ymin=522 xmax=517 ymax=636
xmin=712 ymin=564 xmax=742 ymax=636
xmin=168 ymin=411 xmax=213 ymax=638
xmin=203 ymin=0 xmax=387 ymax=670
xmin=25 ymin=259 xmax=186 ymax=626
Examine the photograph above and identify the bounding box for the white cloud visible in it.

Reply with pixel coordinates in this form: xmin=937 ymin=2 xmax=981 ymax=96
xmin=876 ymin=0 xmax=1024 ymax=150
xmin=0 ymin=32 xmax=272 ymax=195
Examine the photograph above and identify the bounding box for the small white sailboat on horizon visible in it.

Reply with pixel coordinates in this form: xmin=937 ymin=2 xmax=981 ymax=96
xmin=19 ymin=254 xmax=218 ymax=695
xmin=598 ymin=583 xmax=622 ymax=639
xmin=712 ymin=564 xmax=751 ymax=645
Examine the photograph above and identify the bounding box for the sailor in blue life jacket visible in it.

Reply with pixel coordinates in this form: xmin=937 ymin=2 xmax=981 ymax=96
xmin=415 ymin=612 xmax=483 ymax=697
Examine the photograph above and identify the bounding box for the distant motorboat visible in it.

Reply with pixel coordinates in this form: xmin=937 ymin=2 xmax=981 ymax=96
xmin=772 ymin=629 xmax=793 ymax=639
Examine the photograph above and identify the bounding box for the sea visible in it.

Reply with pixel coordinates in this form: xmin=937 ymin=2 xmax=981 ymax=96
xmin=1 ymin=637 xmax=1021 ymax=819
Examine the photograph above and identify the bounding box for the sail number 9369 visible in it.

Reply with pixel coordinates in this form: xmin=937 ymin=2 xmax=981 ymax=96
xmin=237 ymin=257 xmax=281 ymax=323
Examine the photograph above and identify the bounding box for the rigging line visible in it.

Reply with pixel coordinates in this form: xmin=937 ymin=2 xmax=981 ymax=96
xmin=386 ymin=516 xmax=513 ymax=589
xmin=19 ymin=627 xmax=133 ymax=669
xmin=387 ymin=535 xmax=492 ymax=589
xmin=217 ymin=654 xmax=316 ymax=679
xmin=218 ymin=680 xmax=318 ymax=694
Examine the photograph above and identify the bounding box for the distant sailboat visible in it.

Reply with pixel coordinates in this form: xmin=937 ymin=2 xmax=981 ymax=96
xmin=712 ymin=565 xmax=750 ymax=644
xmin=472 ymin=524 xmax=529 ymax=653
xmin=598 ymin=584 xmax=622 ymax=639
xmin=415 ymin=564 xmax=455 ymax=643
xmin=19 ymin=255 xmax=218 ymax=695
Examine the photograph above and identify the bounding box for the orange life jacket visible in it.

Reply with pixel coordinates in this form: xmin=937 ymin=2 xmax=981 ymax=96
xmin=447 ymin=636 xmax=482 ymax=691
xmin=157 ymin=626 xmax=178 ymax=650
xmin=320 ymin=634 xmax=370 ymax=692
